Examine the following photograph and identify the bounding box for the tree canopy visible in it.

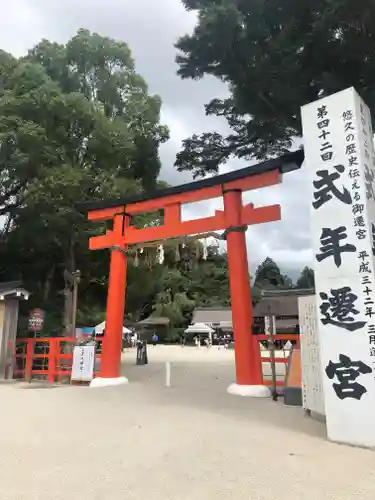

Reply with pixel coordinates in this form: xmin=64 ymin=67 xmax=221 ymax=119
xmin=252 ymin=257 xmax=294 ymax=302
xmin=0 ymin=29 xmax=169 ymax=331
xmin=175 ymin=0 xmax=375 ymax=177
xmin=0 ymin=29 xmax=168 ymax=220
xmin=296 ymin=266 xmax=315 ymax=289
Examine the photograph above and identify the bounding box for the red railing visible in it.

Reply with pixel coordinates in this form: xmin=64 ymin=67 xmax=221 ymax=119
xmin=9 ymin=334 xmax=299 ymax=386
xmin=10 ymin=337 xmax=102 ymax=383
xmin=257 ymin=333 xmax=299 ymax=387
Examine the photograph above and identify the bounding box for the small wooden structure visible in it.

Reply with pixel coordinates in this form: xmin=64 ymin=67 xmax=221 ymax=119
xmin=135 ymin=316 xmax=170 ymax=342
xmin=0 ymin=281 xmax=30 ymax=378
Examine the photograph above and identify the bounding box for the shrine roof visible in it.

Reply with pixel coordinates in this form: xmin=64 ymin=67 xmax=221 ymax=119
xmin=0 ymin=281 xmax=30 ymax=300
xmin=192 ymin=307 xmax=231 ymax=324
xmin=137 ymin=316 xmax=170 ymax=326
xmin=76 ymin=149 xmax=304 ymax=213
xmin=253 ymin=288 xmax=315 ymax=317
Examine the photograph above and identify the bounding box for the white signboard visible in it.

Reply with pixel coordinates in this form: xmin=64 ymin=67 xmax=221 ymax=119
xmin=298 ymin=295 xmax=325 ymax=417
xmin=301 ymin=87 xmax=375 ymax=447
xmin=71 ymin=344 xmax=95 ymax=382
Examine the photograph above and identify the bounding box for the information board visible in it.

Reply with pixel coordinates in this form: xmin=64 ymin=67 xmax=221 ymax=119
xmin=298 ymin=295 xmax=325 ymax=417
xmin=71 ymin=344 xmax=95 ymax=382
xmin=28 ymin=308 xmax=44 ymax=332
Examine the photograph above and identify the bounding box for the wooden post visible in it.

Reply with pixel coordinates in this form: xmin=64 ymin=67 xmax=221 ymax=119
xmin=71 ymin=272 xmax=80 ymax=336
xmin=265 ymin=312 xmax=278 ymax=401
xmin=48 ymin=338 xmax=57 ymax=384
xmin=25 ymin=339 xmax=33 ymax=382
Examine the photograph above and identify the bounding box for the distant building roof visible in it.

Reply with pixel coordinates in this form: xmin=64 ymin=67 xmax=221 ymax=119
xmin=192 ymin=289 xmax=316 ymax=323
xmin=137 ymin=316 xmax=170 ymax=326
xmin=0 ymin=281 xmax=30 ymax=300
xmin=261 ymin=288 xmax=315 ymax=297
xmin=192 ymin=307 xmax=232 ymax=325
xmin=254 ymin=289 xmax=315 ymax=317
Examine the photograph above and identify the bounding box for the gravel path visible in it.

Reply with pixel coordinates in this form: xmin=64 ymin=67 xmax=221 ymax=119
xmin=0 ymin=346 xmax=373 ymax=499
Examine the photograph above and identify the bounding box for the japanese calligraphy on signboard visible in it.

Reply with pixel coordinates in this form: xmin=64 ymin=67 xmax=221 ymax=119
xmin=71 ymin=344 xmax=96 ymax=382
xmin=298 ymin=295 xmax=325 ymax=417
xmin=301 ymin=87 xmax=375 ymax=447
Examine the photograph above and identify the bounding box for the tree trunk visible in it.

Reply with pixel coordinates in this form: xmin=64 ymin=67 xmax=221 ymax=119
xmin=63 ymin=237 xmax=76 ymax=336
xmin=43 ymin=264 xmax=55 ymax=302
xmin=63 ymin=286 xmax=73 ymax=336
xmin=68 ymin=237 xmax=76 ymax=273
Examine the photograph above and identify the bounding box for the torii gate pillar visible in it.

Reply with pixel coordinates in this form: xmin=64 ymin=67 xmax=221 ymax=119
xmin=224 ymin=190 xmax=267 ymax=397
xmin=90 ymin=215 xmax=129 ymax=388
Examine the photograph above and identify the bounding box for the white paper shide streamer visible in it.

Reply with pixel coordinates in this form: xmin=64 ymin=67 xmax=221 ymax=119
xmin=201 ymin=238 xmax=208 ymax=260
xmin=157 ymin=244 xmax=164 ymax=264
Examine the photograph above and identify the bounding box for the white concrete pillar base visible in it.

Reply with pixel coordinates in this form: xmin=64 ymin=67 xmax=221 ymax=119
xmin=227 ymin=383 xmax=271 ymax=398
xmin=89 ymin=376 xmax=129 ymax=388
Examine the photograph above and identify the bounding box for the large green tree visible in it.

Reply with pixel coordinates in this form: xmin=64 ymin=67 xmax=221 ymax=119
xmin=175 ymin=0 xmax=375 ymax=177
xmin=27 ymin=29 xmax=168 ymax=191
xmin=0 ymin=30 xmax=169 ymax=331
xmin=0 ymin=29 xmax=168 ymax=219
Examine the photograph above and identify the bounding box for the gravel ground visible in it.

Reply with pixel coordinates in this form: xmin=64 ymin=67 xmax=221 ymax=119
xmin=0 ymin=345 xmax=373 ymax=500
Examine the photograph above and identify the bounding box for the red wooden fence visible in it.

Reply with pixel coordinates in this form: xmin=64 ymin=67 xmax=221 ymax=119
xmin=257 ymin=334 xmax=299 ymax=387
xmin=10 ymin=337 xmax=102 ymax=383
xmin=8 ymin=334 xmax=299 ymax=385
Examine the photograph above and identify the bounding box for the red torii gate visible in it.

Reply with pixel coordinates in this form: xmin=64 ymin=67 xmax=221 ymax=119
xmin=77 ymin=150 xmax=303 ymax=395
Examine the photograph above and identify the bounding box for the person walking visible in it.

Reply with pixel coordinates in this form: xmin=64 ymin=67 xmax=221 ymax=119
xmin=180 ymin=333 xmax=186 ymax=348
xmin=152 ymin=333 xmax=159 ymax=347
xmin=224 ymin=335 xmax=229 ymax=350
xmin=217 ymin=335 xmax=223 ymax=350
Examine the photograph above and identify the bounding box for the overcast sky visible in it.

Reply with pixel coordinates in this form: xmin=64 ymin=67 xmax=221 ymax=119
xmin=1 ymin=0 xmax=313 ymax=277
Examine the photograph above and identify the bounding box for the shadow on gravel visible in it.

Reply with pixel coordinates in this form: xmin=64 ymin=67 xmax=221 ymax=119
xmin=121 ymin=359 xmax=327 ymax=442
